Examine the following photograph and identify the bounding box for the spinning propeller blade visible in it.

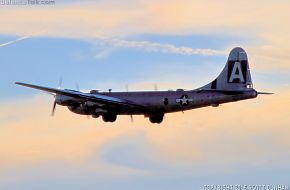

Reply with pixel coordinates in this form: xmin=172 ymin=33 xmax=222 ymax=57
xmin=51 ymin=77 xmax=63 ymax=117
xmin=51 ymin=100 xmax=57 ymax=116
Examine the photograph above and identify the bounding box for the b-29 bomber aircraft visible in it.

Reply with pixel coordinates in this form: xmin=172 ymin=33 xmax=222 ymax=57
xmin=15 ymin=47 xmax=271 ymax=124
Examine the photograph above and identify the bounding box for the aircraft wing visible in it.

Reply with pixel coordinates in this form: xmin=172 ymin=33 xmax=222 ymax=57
xmin=15 ymin=82 xmax=146 ymax=109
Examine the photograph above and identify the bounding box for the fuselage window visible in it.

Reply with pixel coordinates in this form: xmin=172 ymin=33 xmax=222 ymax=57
xmin=163 ymin=98 xmax=169 ymax=105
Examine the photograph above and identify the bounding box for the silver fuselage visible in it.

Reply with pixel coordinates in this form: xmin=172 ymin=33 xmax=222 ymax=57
xmin=87 ymin=89 xmax=257 ymax=115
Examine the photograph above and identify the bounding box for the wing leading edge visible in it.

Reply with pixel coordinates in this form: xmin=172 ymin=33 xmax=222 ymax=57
xmin=15 ymin=82 xmax=146 ymax=109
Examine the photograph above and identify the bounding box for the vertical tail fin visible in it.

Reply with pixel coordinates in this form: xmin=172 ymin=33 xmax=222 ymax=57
xmin=201 ymin=47 xmax=253 ymax=91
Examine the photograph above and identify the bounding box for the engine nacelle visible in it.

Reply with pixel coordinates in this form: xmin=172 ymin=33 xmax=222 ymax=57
xmin=55 ymin=95 xmax=76 ymax=106
xmin=211 ymin=103 xmax=220 ymax=107
xmin=67 ymin=102 xmax=100 ymax=115
xmin=68 ymin=104 xmax=89 ymax=115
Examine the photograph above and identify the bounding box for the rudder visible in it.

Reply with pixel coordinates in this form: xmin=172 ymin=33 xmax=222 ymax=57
xmin=201 ymin=47 xmax=253 ymax=91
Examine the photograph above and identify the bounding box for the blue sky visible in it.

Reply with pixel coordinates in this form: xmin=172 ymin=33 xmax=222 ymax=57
xmin=0 ymin=33 xmax=279 ymax=99
xmin=0 ymin=34 xmax=232 ymax=99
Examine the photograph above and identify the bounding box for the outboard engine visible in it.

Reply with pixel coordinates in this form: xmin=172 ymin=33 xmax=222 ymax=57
xmin=55 ymin=94 xmax=76 ymax=106
xmin=67 ymin=101 xmax=95 ymax=115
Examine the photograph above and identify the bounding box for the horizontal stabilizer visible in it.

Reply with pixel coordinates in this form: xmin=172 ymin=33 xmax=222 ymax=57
xmin=257 ymin=92 xmax=274 ymax=95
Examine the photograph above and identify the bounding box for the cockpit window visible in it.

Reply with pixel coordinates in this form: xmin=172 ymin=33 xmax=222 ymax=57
xmin=247 ymin=84 xmax=253 ymax=88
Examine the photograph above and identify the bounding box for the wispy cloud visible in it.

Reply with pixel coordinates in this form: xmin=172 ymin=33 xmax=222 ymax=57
xmin=1 ymin=91 xmax=290 ymax=169
xmin=0 ymin=35 xmax=31 ymax=48
xmin=0 ymin=30 xmax=45 ymax=48
xmin=94 ymin=37 xmax=227 ymax=58
xmin=1 ymin=91 xmax=290 ymax=187
xmin=1 ymin=1 xmax=289 ymax=69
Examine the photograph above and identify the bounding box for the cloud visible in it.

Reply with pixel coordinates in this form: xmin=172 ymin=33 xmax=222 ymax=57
xmin=93 ymin=37 xmax=227 ymax=58
xmin=0 ymin=0 xmax=288 ymax=37
xmin=1 ymin=89 xmax=290 ymax=171
xmin=1 ymin=0 xmax=290 ymax=70
xmin=145 ymin=92 xmax=290 ymax=169
xmin=0 ymin=95 xmax=145 ymax=170
xmin=1 ymin=89 xmax=290 ymax=189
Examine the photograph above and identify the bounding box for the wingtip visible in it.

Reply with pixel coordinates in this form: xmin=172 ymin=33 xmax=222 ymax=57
xmin=15 ymin=82 xmax=24 ymax=86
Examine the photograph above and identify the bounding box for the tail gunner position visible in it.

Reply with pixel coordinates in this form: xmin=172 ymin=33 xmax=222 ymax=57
xmin=16 ymin=47 xmax=271 ymax=124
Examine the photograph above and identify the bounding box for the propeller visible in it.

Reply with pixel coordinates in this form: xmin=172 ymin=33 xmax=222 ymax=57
xmin=125 ymin=84 xmax=129 ymax=92
xmin=154 ymin=83 xmax=158 ymax=91
xmin=51 ymin=77 xmax=63 ymax=117
xmin=51 ymin=99 xmax=57 ymax=116
xmin=126 ymin=84 xmax=134 ymax=123
xmin=76 ymin=82 xmax=90 ymax=119
xmin=130 ymin=115 xmax=134 ymax=123
xmin=75 ymin=82 xmax=80 ymax=91
xmin=57 ymin=77 xmax=63 ymax=89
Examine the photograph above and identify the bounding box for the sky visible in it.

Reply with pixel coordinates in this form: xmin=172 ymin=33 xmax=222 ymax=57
xmin=0 ymin=0 xmax=290 ymax=189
